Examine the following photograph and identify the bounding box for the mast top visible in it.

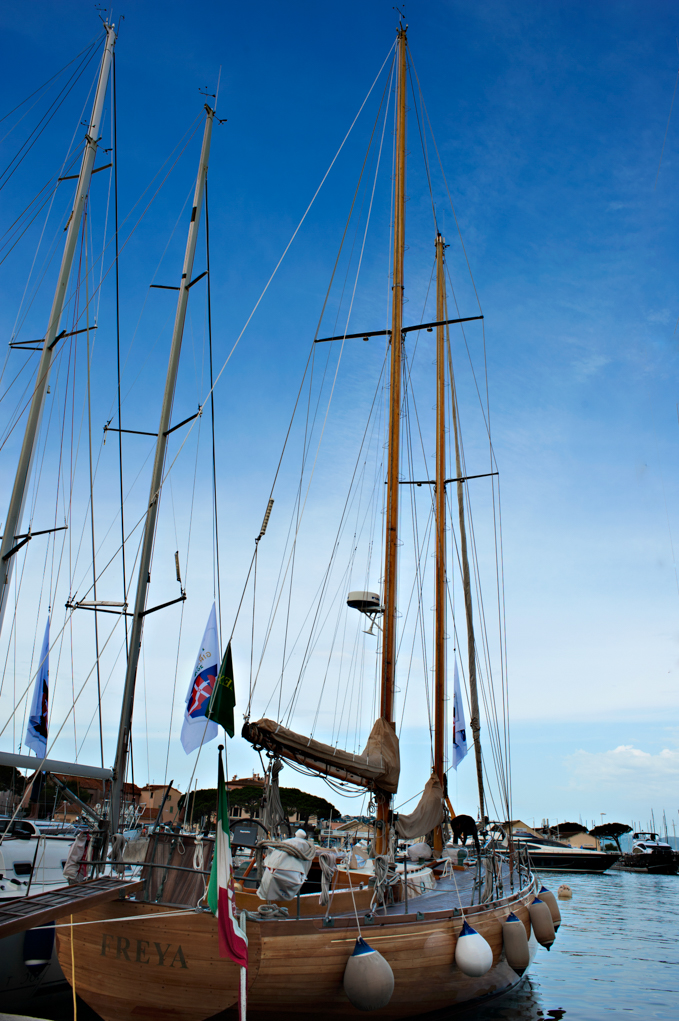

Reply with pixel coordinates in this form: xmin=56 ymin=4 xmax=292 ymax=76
xmin=393 ymin=6 xmax=407 ymax=33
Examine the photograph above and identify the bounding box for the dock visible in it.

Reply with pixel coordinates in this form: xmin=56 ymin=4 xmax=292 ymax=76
xmin=0 ymin=877 xmax=143 ymax=938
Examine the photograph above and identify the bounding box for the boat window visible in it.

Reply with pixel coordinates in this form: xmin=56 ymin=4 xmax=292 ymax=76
xmin=13 ymin=861 xmax=33 ymax=876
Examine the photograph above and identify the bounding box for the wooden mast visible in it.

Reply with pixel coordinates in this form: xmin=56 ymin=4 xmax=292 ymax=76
xmin=446 ymin=311 xmax=486 ymax=823
xmin=377 ymin=23 xmax=407 ymax=854
xmin=433 ymin=233 xmax=446 ymax=854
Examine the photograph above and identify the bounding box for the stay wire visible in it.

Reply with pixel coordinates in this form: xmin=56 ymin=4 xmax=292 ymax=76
xmin=0 ymin=33 xmax=100 ymax=126
xmin=204 ymin=177 xmax=222 ymax=645
xmin=407 ymin=49 xmax=483 ymax=315
xmin=0 ymin=43 xmax=100 ymax=191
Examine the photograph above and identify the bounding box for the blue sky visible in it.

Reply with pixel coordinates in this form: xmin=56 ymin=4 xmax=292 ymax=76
xmin=1 ymin=1 xmax=679 ymax=833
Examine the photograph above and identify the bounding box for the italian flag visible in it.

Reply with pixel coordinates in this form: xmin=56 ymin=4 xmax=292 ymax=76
xmin=207 ymin=748 xmax=248 ymax=975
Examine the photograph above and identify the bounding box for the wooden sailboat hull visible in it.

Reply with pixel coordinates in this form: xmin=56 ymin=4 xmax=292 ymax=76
xmin=56 ymin=876 xmax=538 ymax=1020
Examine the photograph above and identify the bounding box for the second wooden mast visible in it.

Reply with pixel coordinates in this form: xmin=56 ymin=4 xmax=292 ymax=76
xmin=433 ymin=233 xmax=447 ymax=853
xmin=378 ymin=24 xmax=407 ymax=853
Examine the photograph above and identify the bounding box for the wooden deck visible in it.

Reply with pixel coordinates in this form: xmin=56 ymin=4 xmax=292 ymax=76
xmin=0 ymin=877 xmax=143 ymax=938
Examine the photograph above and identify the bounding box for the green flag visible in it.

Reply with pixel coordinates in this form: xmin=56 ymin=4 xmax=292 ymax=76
xmin=207 ymin=642 xmax=236 ymax=737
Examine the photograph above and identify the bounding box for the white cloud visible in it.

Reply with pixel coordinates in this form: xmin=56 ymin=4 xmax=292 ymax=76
xmin=566 ymin=744 xmax=679 ymax=802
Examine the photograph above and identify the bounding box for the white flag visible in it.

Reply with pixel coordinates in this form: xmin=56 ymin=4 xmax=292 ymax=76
xmin=452 ymin=658 xmax=468 ymax=770
xmin=181 ymin=604 xmax=219 ymax=754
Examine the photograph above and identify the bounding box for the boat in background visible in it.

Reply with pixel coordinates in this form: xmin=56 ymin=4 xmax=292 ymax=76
xmin=612 ymin=832 xmax=678 ymax=875
xmin=493 ymin=827 xmax=619 ymax=873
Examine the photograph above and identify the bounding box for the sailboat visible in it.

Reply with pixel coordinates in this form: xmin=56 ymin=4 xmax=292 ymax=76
xmin=33 ymin=21 xmax=549 ymax=1021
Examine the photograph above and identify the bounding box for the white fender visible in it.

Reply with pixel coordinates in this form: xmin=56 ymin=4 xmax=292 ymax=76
xmin=539 ymin=885 xmax=561 ymax=929
xmin=529 ymin=897 xmax=555 ymax=949
xmin=501 ymin=911 xmax=530 ymax=974
xmin=343 ymin=937 xmax=394 ymax=1011
xmin=454 ymin=919 xmax=493 ymax=977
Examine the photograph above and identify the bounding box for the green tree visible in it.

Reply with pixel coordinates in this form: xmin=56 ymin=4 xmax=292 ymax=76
xmin=178 ymin=784 xmax=339 ymax=830
xmin=589 ymin=822 xmax=631 ymax=852
xmin=279 ymin=787 xmax=338 ymax=826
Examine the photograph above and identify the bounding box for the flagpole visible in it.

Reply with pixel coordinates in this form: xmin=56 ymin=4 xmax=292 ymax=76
xmin=223 ymin=740 xmax=247 ymax=1021
xmin=208 ymin=743 xmax=248 ymax=1016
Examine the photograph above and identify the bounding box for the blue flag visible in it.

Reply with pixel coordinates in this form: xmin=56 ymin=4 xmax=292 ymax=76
xmin=26 ymin=617 xmax=49 ymax=758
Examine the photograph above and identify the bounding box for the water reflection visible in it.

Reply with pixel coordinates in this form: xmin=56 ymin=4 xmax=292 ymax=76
xmin=461 ymin=976 xmax=566 ymax=1021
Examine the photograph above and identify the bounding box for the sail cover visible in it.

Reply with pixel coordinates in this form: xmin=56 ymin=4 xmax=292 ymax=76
xmin=394 ymin=773 xmax=445 ymax=839
xmin=242 ymin=717 xmax=400 ymax=794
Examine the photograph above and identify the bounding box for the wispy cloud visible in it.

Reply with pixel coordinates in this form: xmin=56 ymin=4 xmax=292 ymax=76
xmin=566 ymin=744 xmax=679 ymax=801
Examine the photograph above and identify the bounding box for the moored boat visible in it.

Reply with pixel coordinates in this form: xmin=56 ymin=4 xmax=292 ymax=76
xmin=0 ymin=15 xmax=556 ymax=1019
xmin=612 ymin=832 xmax=678 ymax=875
xmin=493 ymin=828 xmax=619 ymax=873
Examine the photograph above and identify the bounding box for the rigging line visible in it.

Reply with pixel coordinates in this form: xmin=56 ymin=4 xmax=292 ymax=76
xmin=249 ymin=546 xmax=258 ymax=702
xmin=7 ymin=47 xmax=108 ymax=342
xmin=445 ymin=471 xmax=508 ymax=808
xmin=170 ymin=77 xmax=395 ymax=678
xmin=14 ymin=118 xmax=204 ymax=416
xmin=444 ymin=264 xmax=495 ymax=456
xmin=324 ymin=57 xmax=394 ymax=343
xmin=655 ymin=54 xmax=679 ymax=189
xmin=445 ymin=319 xmax=510 ymax=806
xmin=281 ymin=84 xmax=392 ymax=723
xmin=243 ymin=77 xmax=395 ymax=715
xmin=0 ymin=33 xmax=100 ymax=126
xmin=402 ymin=359 xmax=434 ymax=754
xmin=0 ymin=170 xmax=64 ymax=252
xmin=407 ymin=51 xmax=483 ymax=314
xmin=0 ymin=610 xmax=127 ymax=842
xmin=84 ymin=209 xmax=104 ymax=767
xmin=397 ymin=505 xmax=435 ymax=739
xmin=113 ymin=180 xmax=195 ymax=413
xmin=406 ymin=52 xmax=437 ymax=230
xmin=76 ymin=630 xmax=127 ymax=756
xmin=204 ymin=177 xmax=222 ymax=643
xmin=454 ymin=455 xmax=509 ymax=803
xmin=157 ymin=41 xmax=397 ymax=497
xmin=0 ymin=44 xmax=101 ymax=191
xmin=0 ymin=140 xmax=197 ymax=457
xmin=112 ymin=50 xmax=128 ymax=660
xmin=279 ymin=357 xmax=390 ymax=723
xmin=164 ymin=417 xmax=202 ymax=784
xmin=316 ymin=54 xmax=395 ymax=344
xmin=3 ymin=500 xmax=149 ymax=728
xmin=259 ymin=358 xmax=389 ymax=719
xmin=278 ymin=86 xmax=392 ymax=709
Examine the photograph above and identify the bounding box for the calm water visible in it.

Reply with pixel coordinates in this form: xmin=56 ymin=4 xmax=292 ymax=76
xmin=19 ymin=870 xmax=679 ymax=1020
xmin=465 ymin=869 xmax=679 ymax=1021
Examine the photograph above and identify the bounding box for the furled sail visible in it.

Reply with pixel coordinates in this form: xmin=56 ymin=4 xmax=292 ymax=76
xmin=394 ymin=773 xmax=444 ymax=839
xmin=242 ymin=717 xmax=400 ymax=794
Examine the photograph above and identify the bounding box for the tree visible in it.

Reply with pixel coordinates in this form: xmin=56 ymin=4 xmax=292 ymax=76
xmin=589 ymin=822 xmax=631 ymax=852
xmin=278 ymin=787 xmax=338 ymax=826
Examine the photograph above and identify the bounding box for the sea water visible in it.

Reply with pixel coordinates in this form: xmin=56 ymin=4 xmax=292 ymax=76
xmin=461 ymin=869 xmax=679 ymax=1020
xmin=21 ymin=869 xmax=679 ymax=1020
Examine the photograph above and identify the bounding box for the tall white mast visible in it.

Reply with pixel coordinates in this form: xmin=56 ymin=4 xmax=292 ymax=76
xmin=110 ymin=106 xmax=215 ymax=834
xmin=0 ymin=24 xmax=117 ymax=636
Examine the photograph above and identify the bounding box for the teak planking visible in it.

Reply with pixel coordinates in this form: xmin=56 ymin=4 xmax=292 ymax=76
xmin=56 ymin=877 xmax=537 ymax=1020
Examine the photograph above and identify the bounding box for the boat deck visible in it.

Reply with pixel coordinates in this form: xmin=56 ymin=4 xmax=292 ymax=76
xmin=377 ymin=860 xmax=518 ymax=917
